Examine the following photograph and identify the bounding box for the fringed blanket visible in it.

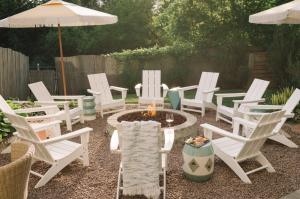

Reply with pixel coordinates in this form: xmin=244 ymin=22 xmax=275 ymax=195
xmin=118 ymin=121 xmax=161 ymax=199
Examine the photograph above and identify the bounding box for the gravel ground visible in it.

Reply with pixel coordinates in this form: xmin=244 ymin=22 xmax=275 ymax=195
xmin=1 ymin=109 xmax=300 ymax=199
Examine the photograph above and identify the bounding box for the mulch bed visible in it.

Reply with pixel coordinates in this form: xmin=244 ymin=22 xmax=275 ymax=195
xmin=1 ymin=108 xmax=300 ymax=199
xmin=117 ymin=110 xmax=186 ymax=128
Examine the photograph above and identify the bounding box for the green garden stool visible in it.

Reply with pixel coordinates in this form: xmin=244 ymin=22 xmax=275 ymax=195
xmin=182 ymin=141 xmax=214 ymax=182
xmin=83 ymin=96 xmax=96 ymax=121
xmin=167 ymin=87 xmax=181 ymax=110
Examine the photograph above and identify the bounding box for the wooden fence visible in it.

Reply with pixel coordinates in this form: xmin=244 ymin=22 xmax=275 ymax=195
xmin=55 ymin=55 xmax=121 ymax=95
xmin=0 ymin=48 xmax=275 ymax=100
xmin=248 ymin=52 xmax=275 ymax=87
xmin=0 ymin=47 xmax=29 ymax=99
xmin=28 ymin=70 xmax=57 ymax=95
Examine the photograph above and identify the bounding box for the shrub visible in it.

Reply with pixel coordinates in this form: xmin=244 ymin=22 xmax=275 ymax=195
xmin=0 ymin=100 xmax=31 ymax=142
xmin=270 ymin=87 xmax=300 ymax=121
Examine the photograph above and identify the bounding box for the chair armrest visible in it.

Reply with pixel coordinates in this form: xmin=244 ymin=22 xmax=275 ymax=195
xmin=110 ymin=86 xmax=128 ymax=99
xmin=52 ymin=95 xmax=85 ymax=100
xmin=162 ymin=83 xmax=169 ymax=98
xmin=25 ymin=113 xmax=61 ymax=122
xmin=87 ymin=89 xmax=101 ymax=95
xmin=42 ymin=127 xmax=92 ymax=145
xmin=233 ymin=98 xmax=265 ymax=113
xmin=233 ymin=117 xmax=258 ymax=129
xmin=179 ymin=85 xmax=198 ymax=99
xmin=161 ymin=128 xmax=174 ymax=153
xmin=215 ymin=93 xmax=246 ymax=98
xmin=216 ymin=93 xmax=246 ymax=106
xmin=180 ymin=85 xmax=198 ymax=92
xmin=233 ymin=98 xmax=265 ymax=105
xmin=203 ymin=87 xmax=220 ymax=94
xmin=110 ymin=86 xmax=128 ymax=92
xmin=243 ymin=104 xmax=284 ymax=110
xmin=110 ymin=130 xmax=120 ymax=153
xmin=15 ymin=106 xmax=58 ymax=114
xmin=285 ymin=113 xmax=295 ymax=118
xmin=135 ymin=83 xmax=142 ymax=97
xmin=35 ymin=101 xmax=69 ymax=106
xmin=31 ymin=120 xmax=62 ymax=132
xmin=201 ymin=123 xmax=248 ymax=142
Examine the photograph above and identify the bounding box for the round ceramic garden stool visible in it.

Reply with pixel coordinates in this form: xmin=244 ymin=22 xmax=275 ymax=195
xmin=182 ymin=141 xmax=214 ymax=182
xmin=83 ymin=96 xmax=96 ymax=121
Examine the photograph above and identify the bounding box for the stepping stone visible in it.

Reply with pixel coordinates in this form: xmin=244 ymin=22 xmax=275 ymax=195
xmin=281 ymin=190 xmax=300 ymax=199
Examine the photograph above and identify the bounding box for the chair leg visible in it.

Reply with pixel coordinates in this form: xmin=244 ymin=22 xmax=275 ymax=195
xmin=82 ymin=147 xmax=89 ymax=166
xmin=80 ymin=114 xmax=84 ymax=124
xmin=35 ymin=161 xmax=69 ymax=188
xmin=116 ymin=167 xmax=122 ymax=199
xmin=255 ymin=153 xmax=275 ymax=173
xmin=100 ymin=109 xmax=104 ymax=118
xmin=269 ymin=133 xmax=298 ymax=148
xmin=163 ymin=168 xmax=166 ymax=199
xmin=214 ymin=146 xmax=252 ymax=183
xmin=216 ymin=110 xmax=220 ymax=121
xmin=35 ymin=149 xmax=83 ymax=188
xmin=66 ymin=117 xmax=72 ymax=131
xmin=201 ymin=106 xmax=205 ymax=117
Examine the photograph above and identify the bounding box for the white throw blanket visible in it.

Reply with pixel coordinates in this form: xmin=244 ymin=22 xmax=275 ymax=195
xmin=118 ymin=121 xmax=161 ymax=199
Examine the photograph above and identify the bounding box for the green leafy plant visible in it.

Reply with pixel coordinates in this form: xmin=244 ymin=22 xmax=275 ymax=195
xmin=271 ymin=87 xmax=294 ymax=105
xmin=0 ymin=100 xmax=31 ymax=142
xmin=270 ymin=87 xmax=300 ymax=121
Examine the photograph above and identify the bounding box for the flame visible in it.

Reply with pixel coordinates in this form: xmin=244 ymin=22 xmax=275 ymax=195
xmin=147 ymin=103 xmax=156 ymax=117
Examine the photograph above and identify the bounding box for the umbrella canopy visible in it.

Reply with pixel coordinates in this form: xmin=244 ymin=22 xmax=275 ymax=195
xmin=0 ymin=0 xmax=117 ymax=27
xmin=0 ymin=0 xmax=117 ymax=95
xmin=249 ymin=0 xmax=300 ymax=24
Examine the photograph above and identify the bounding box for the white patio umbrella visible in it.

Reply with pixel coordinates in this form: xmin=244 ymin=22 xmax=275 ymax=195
xmin=249 ymin=0 xmax=300 ymax=24
xmin=0 ymin=0 xmax=117 ymax=95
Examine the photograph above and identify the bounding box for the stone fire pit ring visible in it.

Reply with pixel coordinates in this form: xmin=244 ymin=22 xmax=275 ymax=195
xmin=107 ymin=109 xmax=198 ymax=142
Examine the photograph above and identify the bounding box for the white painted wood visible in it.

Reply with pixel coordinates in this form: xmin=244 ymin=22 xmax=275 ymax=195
xmin=87 ymin=73 xmax=127 ymax=117
xmin=29 ymin=81 xmax=84 ymax=131
xmin=180 ymin=72 xmax=219 ymax=116
xmin=135 ymin=70 xmax=169 ymax=108
xmin=0 ymin=95 xmax=61 ymax=140
xmin=4 ymin=112 xmax=92 ymax=188
xmin=201 ymin=110 xmax=284 ymax=183
xmin=244 ymin=88 xmax=300 ymax=148
xmin=110 ymin=124 xmax=174 ymax=198
xmin=216 ymin=78 xmax=269 ymax=124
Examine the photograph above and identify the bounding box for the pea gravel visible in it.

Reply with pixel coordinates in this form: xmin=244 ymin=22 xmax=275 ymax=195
xmin=1 ymin=110 xmax=299 ymax=199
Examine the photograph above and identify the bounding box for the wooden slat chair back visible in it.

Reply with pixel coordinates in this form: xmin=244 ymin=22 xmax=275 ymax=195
xmin=239 ymin=79 xmax=269 ymax=112
xmin=273 ymin=88 xmax=300 ymax=133
xmin=195 ymin=72 xmax=219 ymax=103
xmin=87 ymin=73 xmax=113 ymax=104
xmin=236 ymin=110 xmax=285 ymax=161
xmin=142 ymin=70 xmax=161 ymax=98
xmin=4 ymin=112 xmax=54 ymax=163
xmin=0 ymin=95 xmax=15 ymax=114
xmin=28 ymin=81 xmax=60 ymax=113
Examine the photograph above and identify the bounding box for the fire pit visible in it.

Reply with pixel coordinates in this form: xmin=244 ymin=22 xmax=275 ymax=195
xmin=107 ymin=107 xmax=198 ymax=142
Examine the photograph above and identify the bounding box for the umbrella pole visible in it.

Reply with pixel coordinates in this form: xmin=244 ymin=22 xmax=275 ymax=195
xmin=58 ymin=23 xmax=67 ymax=95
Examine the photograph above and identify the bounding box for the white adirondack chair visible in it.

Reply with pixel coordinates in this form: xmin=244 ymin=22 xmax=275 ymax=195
xmin=0 ymin=95 xmax=61 ymax=138
xmin=87 ymin=73 xmax=128 ymax=117
xmin=179 ymin=72 xmax=220 ymax=116
xmin=110 ymin=122 xmax=174 ymax=199
xmin=215 ymin=79 xmax=269 ymax=124
xmin=29 ymin=81 xmax=84 ymax=131
xmin=4 ymin=112 xmax=92 ymax=188
xmin=135 ymin=70 xmax=169 ymax=108
xmin=201 ymin=110 xmax=285 ymax=183
xmin=243 ymin=88 xmax=300 ymax=148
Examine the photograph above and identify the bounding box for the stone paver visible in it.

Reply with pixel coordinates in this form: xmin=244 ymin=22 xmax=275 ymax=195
xmin=281 ymin=190 xmax=300 ymax=199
